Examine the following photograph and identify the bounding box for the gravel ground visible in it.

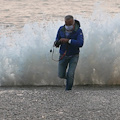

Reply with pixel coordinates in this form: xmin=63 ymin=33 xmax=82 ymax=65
xmin=0 ymin=85 xmax=120 ymax=120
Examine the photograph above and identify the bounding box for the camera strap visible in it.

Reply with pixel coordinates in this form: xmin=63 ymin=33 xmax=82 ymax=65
xmin=51 ymin=46 xmax=67 ymax=62
xmin=59 ymin=50 xmax=67 ymax=61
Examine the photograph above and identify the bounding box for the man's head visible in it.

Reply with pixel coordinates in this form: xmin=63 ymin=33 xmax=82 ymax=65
xmin=65 ymin=15 xmax=75 ymax=31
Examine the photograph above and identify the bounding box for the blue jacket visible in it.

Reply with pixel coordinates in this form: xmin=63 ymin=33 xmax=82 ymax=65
xmin=55 ymin=20 xmax=84 ymax=56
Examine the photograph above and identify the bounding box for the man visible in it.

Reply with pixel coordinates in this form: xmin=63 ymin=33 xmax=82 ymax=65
xmin=54 ymin=15 xmax=84 ymax=91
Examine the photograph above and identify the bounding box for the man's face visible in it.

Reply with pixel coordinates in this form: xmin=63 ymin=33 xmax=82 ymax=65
xmin=65 ymin=18 xmax=74 ymax=26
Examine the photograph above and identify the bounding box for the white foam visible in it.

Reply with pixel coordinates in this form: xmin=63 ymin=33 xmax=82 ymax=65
xmin=0 ymin=11 xmax=120 ymax=86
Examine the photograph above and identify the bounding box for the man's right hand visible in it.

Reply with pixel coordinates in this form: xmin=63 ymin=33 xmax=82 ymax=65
xmin=54 ymin=41 xmax=60 ymax=48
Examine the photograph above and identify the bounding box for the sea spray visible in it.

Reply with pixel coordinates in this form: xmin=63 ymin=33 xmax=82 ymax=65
xmin=0 ymin=11 xmax=120 ymax=86
xmin=75 ymin=12 xmax=120 ymax=85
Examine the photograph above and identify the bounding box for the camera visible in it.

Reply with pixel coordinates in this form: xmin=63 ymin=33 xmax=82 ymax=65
xmin=54 ymin=40 xmax=62 ymax=47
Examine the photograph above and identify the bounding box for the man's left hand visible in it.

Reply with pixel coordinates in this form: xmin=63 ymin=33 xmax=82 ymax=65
xmin=60 ymin=38 xmax=69 ymax=43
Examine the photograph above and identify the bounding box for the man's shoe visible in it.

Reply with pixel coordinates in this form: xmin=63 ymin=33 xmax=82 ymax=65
xmin=65 ymin=88 xmax=72 ymax=91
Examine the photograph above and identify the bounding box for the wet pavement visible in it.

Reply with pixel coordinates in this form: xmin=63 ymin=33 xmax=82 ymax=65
xmin=0 ymin=85 xmax=120 ymax=120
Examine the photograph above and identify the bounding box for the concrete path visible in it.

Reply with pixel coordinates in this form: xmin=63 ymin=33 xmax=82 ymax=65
xmin=0 ymin=86 xmax=120 ymax=120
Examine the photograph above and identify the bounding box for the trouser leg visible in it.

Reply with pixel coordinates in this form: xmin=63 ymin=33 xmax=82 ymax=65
xmin=66 ymin=55 xmax=79 ymax=90
xmin=58 ymin=56 xmax=69 ymax=79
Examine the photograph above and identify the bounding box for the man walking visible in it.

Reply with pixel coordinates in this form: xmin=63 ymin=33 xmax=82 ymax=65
xmin=54 ymin=15 xmax=84 ymax=90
